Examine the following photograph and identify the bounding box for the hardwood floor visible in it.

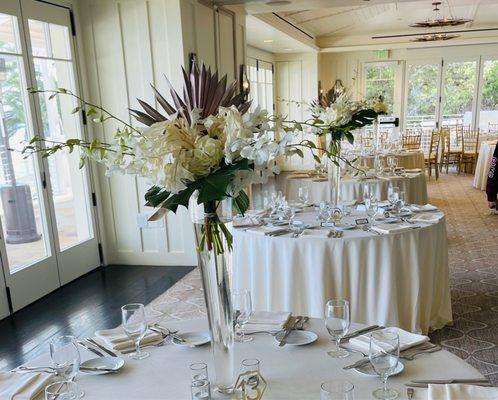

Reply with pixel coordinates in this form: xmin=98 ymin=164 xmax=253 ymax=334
xmin=0 ymin=265 xmax=194 ymax=371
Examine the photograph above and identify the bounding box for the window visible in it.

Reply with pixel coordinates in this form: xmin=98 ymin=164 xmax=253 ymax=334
xmin=479 ymin=59 xmax=498 ymax=132
xmin=247 ymin=57 xmax=274 ymax=113
xmin=364 ymin=62 xmax=396 ymax=114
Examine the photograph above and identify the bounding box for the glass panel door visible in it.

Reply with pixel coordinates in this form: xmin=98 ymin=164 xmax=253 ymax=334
xmin=440 ymin=60 xmax=478 ymax=128
xmin=479 ymin=59 xmax=498 ymax=133
xmin=405 ymin=61 xmax=441 ymax=152
xmin=0 ymin=3 xmax=60 ymax=311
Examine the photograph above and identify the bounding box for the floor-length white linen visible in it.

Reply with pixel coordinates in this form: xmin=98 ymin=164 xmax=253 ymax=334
xmin=473 ymin=141 xmax=496 ymax=190
xmin=233 ymin=212 xmax=451 ymax=334
xmin=286 ymin=173 xmax=428 ymax=204
xmin=16 ymin=318 xmax=483 ymax=400
xmin=359 ymin=151 xmax=425 ymax=170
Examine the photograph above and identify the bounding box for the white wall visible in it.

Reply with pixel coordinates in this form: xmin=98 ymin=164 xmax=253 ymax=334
xmin=274 ymin=52 xmax=318 ymax=170
xmin=78 ymin=0 xmax=245 ymax=266
xmin=247 ymin=46 xmax=274 ymax=63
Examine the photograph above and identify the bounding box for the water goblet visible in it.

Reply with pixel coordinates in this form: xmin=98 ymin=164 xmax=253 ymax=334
xmin=317 ymin=202 xmax=330 ymax=225
xmin=298 ymin=186 xmax=310 ymax=205
xmin=387 ymin=186 xmax=399 ymax=206
xmin=324 ymin=299 xmax=350 ymax=358
xmin=369 ymin=329 xmax=400 ymax=400
xmin=121 ymin=303 xmax=149 ymax=360
xmin=232 ymin=289 xmax=253 ymax=343
xmin=363 ymin=183 xmax=371 ymax=203
xmin=45 ymin=381 xmax=78 ymax=400
xmin=365 ymin=197 xmax=379 ymax=225
xmin=320 ymin=380 xmax=354 ymax=400
xmin=289 ymin=220 xmax=305 ymax=238
xmin=50 ymin=336 xmax=83 ymax=398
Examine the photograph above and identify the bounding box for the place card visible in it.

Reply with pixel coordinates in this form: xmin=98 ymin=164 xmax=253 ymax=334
xmin=355 ymin=218 xmax=369 ymax=225
xmin=234 ymin=370 xmax=267 ymax=400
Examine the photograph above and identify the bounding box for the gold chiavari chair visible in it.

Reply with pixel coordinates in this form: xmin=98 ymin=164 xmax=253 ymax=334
xmin=460 ymin=129 xmax=480 ymax=174
xmin=425 ymin=130 xmax=441 ymax=180
xmin=402 ymin=129 xmax=422 ymax=150
xmin=440 ymin=127 xmax=463 ymax=173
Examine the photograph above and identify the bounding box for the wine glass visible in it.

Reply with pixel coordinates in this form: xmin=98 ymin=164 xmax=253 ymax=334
xmin=232 ymin=289 xmax=253 ymax=343
xmin=49 ymin=336 xmax=83 ymax=398
xmin=45 ymin=381 xmax=78 ymax=400
xmin=369 ymin=329 xmax=400 ymax=400
xmin=363 ymin=183 xmax=371 ymax=203
xmin=324 ymin=299 xmax=350 ymax=358
xmin=387 ymin=186 xmax=399 ymax=206
xmin=320 ymin=380 xmax=354 ymax=400
xmin=289 ymin=219 xmax=305 ymax=238
xmin=365 ymin=197 xmax=379 ymax=225
xmin=317 ymin=202 xmax=330 ymax=225
xmin=298 ymin=186 xmax=310 ymax=205
xmin=121 ymin=303 xmax=149 ymax=360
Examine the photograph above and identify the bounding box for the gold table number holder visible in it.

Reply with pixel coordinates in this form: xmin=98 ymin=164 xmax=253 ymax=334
xmin=234 ymin=370 xmax=267 ymax=400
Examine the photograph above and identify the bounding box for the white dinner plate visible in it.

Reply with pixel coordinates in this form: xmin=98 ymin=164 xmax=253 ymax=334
xmin=80 ymin=356 xmax=124 ymax=375
xmin=172 ymin=332 xmax=211 ymax=347
xmin=354 ymin=360 xmax=404 ymax=377
xmin=274 ymin=330 xmax=318 ymax=346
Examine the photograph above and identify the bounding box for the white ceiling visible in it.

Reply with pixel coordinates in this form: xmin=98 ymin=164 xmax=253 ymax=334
xmin=278 ymin=0 xmax=498 ymax=38
xmin=245 ymin=15 xmax=316 ymax=53
xmin=241 ymin=0 xmax=498 ymax=51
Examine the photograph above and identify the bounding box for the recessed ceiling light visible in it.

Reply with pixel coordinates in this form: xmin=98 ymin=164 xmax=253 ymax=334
xmin=263 ymin=39 xmax=274 ymax=43
xmin=265 ymin=0 xmax=291 ymax=5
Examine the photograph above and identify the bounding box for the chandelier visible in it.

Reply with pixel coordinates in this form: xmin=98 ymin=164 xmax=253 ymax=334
xmin=410 ymin=1 xmax=472 ymax=28
xmin=410 ymin=33 xmax=460 ymax=42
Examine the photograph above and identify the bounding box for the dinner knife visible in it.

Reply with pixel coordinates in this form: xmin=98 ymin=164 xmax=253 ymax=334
xmin=405 ymin=382 xmax=492 ymax=388
xmin=410 ymin=378 xmax=489 ymax=384
xmin=85 ymin=338 xmax=118 ymax=357
xmin=342 ymin=325 xmax=380 ymax=341
xmin=77 ymin=340 xmax=105 ymax=357
xmin=278 ymin=316 xmax=298 ymax=347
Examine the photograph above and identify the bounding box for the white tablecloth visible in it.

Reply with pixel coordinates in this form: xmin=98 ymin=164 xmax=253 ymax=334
xmin=16 ymin=318 xmax=483 ymax=400
xmin=473 ymin=141 xmax=497 ymax=190
xmin=233 ymin=210 xmax=451 ymax=334
xmin=359 ymin=151 xmax=425 ymax=170
xmin=286 ymin=173 xmax=428 ymax=205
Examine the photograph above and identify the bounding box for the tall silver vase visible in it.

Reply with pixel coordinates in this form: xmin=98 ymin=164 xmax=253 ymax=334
xmin=191 ymin=196 xmax=234 ymax=393
xmin=328 ymin=142 xmax=342 ymax=207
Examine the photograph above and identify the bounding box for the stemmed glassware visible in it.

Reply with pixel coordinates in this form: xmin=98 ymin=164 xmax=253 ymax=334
xmin=320 ymin=380 xmax=355 ymax=400
xmin=298 ymin=186 xmax=310 ymax=205
xmin=387 ymin=156 xmax=398 ymax=175
xmin=369 ymin=329 xmax=400 ymax=400
xmin=45 ymin=381 xmax=78 ymax=400
xmin=324 ymin=299 xmax=350 ymax=358
xmin=232 ymin=289 xmax=253 ymax=343
xmin=387 ymin=186 xmax=399 ymax=207
xmin=121 ymin=303 xmax=149 ymax=360
xmin=49 ymin=335 xmax=83 ymax=398
xmin=365 ymin=197 xmax=379 ymax=225
xmin=317 ymin=202 xmax=330 ymax=225
xmin=289 ymin=220 xmax=305 ymax=238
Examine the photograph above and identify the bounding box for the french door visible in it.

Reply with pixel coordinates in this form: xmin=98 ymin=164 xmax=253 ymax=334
xmin=404 ymin=57 xmax=479 ymax=131
xmin=0 ymin=0 xmax=100 ymax=316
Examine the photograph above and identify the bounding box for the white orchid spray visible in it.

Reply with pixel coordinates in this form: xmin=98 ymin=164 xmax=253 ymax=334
xmin=23 ymin=64 xmax=300 ymax=255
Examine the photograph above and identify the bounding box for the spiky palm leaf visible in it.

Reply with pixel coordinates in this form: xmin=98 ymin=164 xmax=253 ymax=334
xmin=130 ymin=64 xmax=251 ymax=126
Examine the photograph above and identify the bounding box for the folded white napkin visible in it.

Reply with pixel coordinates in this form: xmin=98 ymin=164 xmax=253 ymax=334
xmin=246 ymin=225 xmax=288 ymax=236
xmin=245 ymin=311 xmax=291 ymax=333
xmin=300 ymin=229 xmax=330 ymax=238
xmin=95 ymin=326 xmax=162 ymax=352
xmin=243 ymin=210 xmax=267 ymax=217
xmin=428 ymin=384 xmax=498 ymax=400
xmin=371 ymin=223 xmax=413 ymax=234
xmin=233 ymin=216 xmax=261 ymax=228
xmin=0 ymin=371 xmax=53 ymax=400
xmin=409 ymin=204 xmax=438 ymax=212
xmin=349 ymin=327 xmax=429 ymax=353
xmin=409 ymin=212 xmax=444 ymax=224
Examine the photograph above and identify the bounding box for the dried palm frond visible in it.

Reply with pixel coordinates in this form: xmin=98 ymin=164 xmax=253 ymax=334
xmin=130 ymin=63 xmax=251 ymax=126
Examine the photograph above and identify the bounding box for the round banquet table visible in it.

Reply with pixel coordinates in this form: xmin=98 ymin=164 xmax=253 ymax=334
xmin=17 ymin=318 xmax=484 ymax=400
xmin=233 ymin=209 xmax=451 ymax=335
xmin=286 ymin=172 xmax=428 ymax=205
xmin=359 ymin=151 xmax=425 ymax=170
xmin=473 ymin=140 xmax=497 ymax=190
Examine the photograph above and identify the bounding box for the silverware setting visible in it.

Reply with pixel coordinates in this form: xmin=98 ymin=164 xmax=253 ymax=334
xmin=85 ymin=338 xmax=118 ymax=358
xmin=247 ymin=315 xmax=309 ymax=337
xmin=266 ymin=229 xmax=290 ymax=237
xmin=362 ymin=225 xmax=382 ymax=235
xmin=76 ymin=340 xmax=105 ymax=357
xmin=343 ymin=342 xmax=442 ymax=370
xmin=342 ymin=325 xmax=382 ymax=341
xmin=405 ymin=378 xmax=491 ymax=388
xmin=278 ymin=316 xmax=300 ymax=347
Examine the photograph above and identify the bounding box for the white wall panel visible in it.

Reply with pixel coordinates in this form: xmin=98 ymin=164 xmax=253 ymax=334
xmin=79 ymin=0 xmax=246 ymax=266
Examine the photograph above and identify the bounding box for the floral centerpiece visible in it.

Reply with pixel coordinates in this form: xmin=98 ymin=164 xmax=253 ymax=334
xmin=23 ymin=64 xmax=298 ymax=393
xmin=309 ymin=92 xmax=388 ymax=205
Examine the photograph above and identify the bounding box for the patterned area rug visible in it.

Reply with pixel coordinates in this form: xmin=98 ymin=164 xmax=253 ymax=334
xmin=147 ymin=173 xmax=498 ymax=385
